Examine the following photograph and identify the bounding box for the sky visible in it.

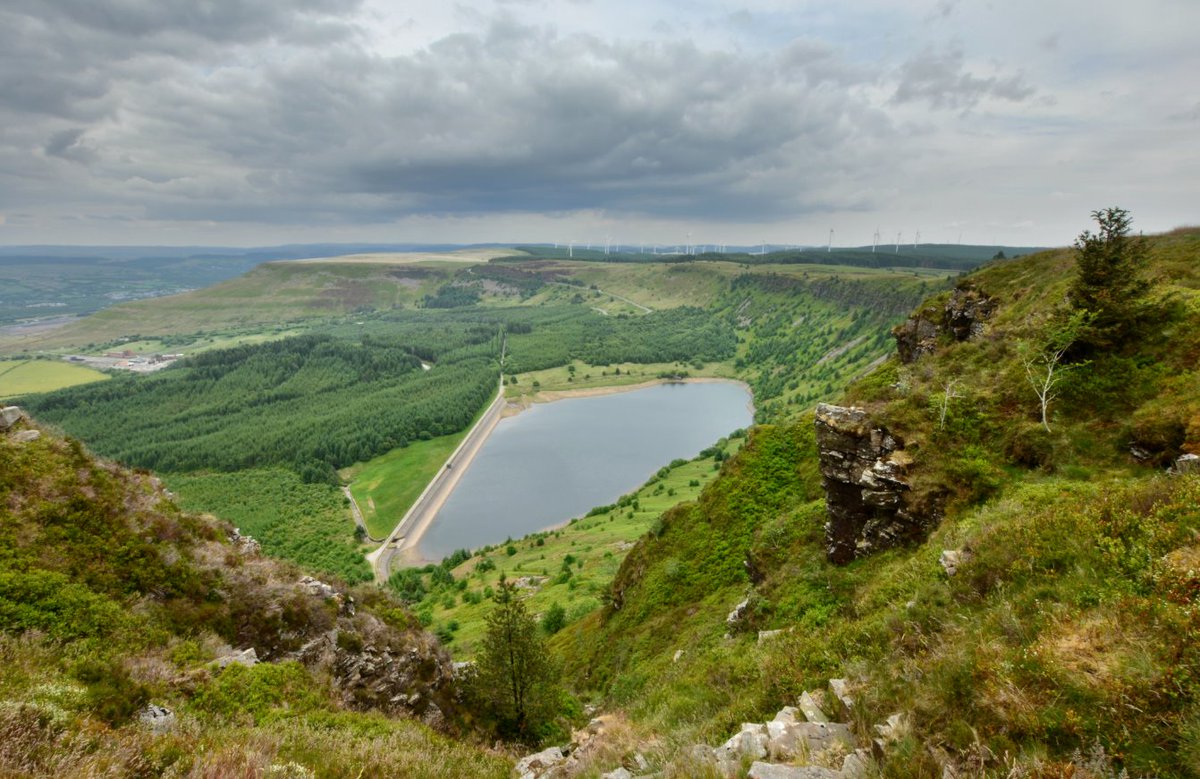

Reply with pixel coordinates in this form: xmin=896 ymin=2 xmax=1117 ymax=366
xmin=1 ymin=0 xmax=1197 ymax=249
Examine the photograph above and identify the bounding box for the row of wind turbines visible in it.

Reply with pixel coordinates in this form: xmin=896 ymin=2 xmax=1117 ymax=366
xmin=554 ymin=228 xmax=937 ymax=257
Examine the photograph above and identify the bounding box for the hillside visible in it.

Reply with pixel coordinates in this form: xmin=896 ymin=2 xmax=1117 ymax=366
xmin=552 ymin=225 xmax=1200 ymax=776
xmin=10 ymin=255 xmax=938 ymax=588
xmin=0 ymin=408 xmax=510 ymax=777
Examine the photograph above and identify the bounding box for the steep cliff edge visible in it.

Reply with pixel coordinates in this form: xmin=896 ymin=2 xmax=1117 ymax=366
xmin=558 ymin=227 xmax=1200 ymax=778
xmin=814 ymin=403 xmax=925 ymax=564
xmin=814 ymin=282 xmax=996 ymax=565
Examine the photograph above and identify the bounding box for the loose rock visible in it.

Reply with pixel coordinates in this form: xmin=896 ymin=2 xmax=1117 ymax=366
xmin=798 ymin=691 xmax=829 ymax=723
xmin=747 ymin=763 xmax=841 ymax=779
xmin=939 ymin=549 xmax=972 ymax=577
xmin=138 ymin=704 xmax=175 ymax=734
xmin=828 ymin=679 xmax=854 ymax=719
xmin=0 ymin=406 xmax=23 ymax=431
xmin=1171 ymin=453 xmax=1199 ymax=475
xmin=600 ymin=768 xmax=633 ymax=779
xmin=213 ymin=647 xmax=258 ymax=669
xmin=727 ymin=598 xmax=751 ymax=627
xmin=298 ymin=575 xmax=338 ymax=599
xmin=514 ymin=746 xmax=566 ymax=779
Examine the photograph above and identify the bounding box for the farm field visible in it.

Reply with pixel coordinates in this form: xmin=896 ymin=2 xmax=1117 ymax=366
xmin=0 ymin=358 xmax=109 ymax=400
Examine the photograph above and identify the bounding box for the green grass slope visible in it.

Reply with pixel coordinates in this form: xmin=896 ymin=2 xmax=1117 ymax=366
xmin=558 ymin=227 xmax=1200 ymax=776
xmin=0 ymin=418 xmax=509 ymax=777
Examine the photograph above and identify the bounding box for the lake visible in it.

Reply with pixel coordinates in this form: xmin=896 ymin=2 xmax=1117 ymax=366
xmin=417 ymin=381 xmax=754 ymax=559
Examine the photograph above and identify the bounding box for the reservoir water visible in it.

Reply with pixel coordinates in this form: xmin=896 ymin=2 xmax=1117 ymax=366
xmin=417 ymin=381 xmax=754 ymax=560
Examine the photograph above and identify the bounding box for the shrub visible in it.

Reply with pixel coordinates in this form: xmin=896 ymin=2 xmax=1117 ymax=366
xmin=72 ymin=658 xmax=148 ymax=726
xmin=542 ymin=602 xmax=567 ymax=635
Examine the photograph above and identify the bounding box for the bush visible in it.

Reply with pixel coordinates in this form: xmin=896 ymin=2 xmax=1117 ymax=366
xmin=72 ymin=658 xmax=148 ymax=726
xmin=190 ymin=662 xmax=325 ymax=724
xmin=542 ymin=602 xmax=567 ymax=635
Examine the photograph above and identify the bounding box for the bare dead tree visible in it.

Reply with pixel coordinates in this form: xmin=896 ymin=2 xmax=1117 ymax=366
xmin=937 ymin=378 xmax=962 ymax=429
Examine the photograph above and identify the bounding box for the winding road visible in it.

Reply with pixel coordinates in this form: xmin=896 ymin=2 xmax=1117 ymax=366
xmin=366 ymin=377 xmax=508 ymax=582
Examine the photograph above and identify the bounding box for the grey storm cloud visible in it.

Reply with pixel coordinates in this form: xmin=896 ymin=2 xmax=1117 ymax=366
xmin=892 ymin=46 xmax=1034 ymax=110
xmin=0 ymin=2 xmax=900 ymax=225
xmin=43 ymin=128 xmax=98 ymax=164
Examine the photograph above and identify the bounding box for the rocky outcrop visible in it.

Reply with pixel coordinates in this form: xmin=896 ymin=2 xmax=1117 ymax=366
xmin=1171 ymin=453 xmax=1199 ymax=475
xmin=295 ymin=612 xmax=454 ymax=728
xmin=815 ymin=403 xmax=935 ymax=564
xmin=688 ymin=679 xmax=879 ymax=778
xmin=892 ymin=285 xmax=996 ymax=363
xmin=943 ymin=286 xmax=997 ymax=341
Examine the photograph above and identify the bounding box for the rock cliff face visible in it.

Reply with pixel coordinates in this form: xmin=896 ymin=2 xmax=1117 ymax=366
xmin=892 ymin=285 xmax=995 ymax=363
xmin=814 ymin=403 xmax=933 ymax=564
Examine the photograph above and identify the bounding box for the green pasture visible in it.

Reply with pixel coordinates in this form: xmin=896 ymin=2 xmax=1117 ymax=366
xmin=504 ymin=359 xmax=738 ymax=402
xmin=341 ymin=431 xmax=469 ymax=540
xmin=0 ymin=359 xmax=109 ymax=400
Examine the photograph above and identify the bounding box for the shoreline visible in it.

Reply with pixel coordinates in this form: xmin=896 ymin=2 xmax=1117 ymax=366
xmin=503 ymin=376 xmax=754 ymax=417
xmin=379 ymin=376 xmax=754 ymax=571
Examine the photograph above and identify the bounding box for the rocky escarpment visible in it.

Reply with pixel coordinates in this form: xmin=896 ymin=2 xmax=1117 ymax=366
xmin=892 ymin=284 xmax=996 ymax=363
xmin=815 ymin=403 xmax=935 ymax=564
xmin=816 ymin=284 xmax=994 ymax=563
xmin=1 ymin=409 xmax=458 ymax=730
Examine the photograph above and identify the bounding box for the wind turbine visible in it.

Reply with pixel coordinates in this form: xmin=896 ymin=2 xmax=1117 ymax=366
xmin=686 ymin=232 xmax=692 ymax=256
xmin=895 ymin=232 xmax=902 ymax=254
xmin=828 ymin=228 xmax=834 ymax=253
xmin=914 ymin=230 xmax=920 ymax=249
xmin=568 ymin=241 xmax=574 ymax=258
xmin=872 ymin=228 xmax=880 ymax=253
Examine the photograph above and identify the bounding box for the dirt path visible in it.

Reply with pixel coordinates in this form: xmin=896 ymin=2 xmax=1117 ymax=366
xmin=343 ymin=486 xmax=386 ymax=543
xmin=547 ymin=281 xmax=653 ymax=313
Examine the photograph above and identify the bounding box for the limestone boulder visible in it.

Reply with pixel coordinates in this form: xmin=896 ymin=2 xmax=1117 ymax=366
xmin=767 ymin=721 xmax=854 ymax=761
xmin=213 ymin=647 xmax=258 ymax=669
xmin=0 ymin=406 xmax=23 ymax=431
xmin=747 ymin=763 xmax=841 ymax=779
xmin=515 ymin=746 xmax=566 ymax=779
xmin=798 ymin=691 xmax=829 ymax=723
xmin=1171 ymin=453 xmax=1199 ymax=475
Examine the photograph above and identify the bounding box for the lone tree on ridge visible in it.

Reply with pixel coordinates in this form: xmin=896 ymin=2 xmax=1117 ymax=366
xmin=1069 ymin=207 xmax=1151 ymax=350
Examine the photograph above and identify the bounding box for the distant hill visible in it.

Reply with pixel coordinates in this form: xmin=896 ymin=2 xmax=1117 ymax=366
xmin=512 ymin=242 xmax=1046 ymax=271
xmin=0 ymin=243 xmax=511 ymax=325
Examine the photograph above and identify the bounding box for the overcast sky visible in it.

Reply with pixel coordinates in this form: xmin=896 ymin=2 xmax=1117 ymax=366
xmin=1 ymin=0 xmax=1196 ymax=248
